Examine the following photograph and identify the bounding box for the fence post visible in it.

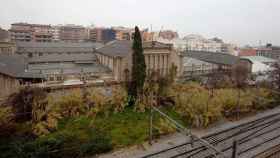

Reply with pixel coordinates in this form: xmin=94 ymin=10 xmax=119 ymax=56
xmin=149 ymin=105 xmax=153 ymax=145
xmin=232 ymin=140 xmax=239 ymax=158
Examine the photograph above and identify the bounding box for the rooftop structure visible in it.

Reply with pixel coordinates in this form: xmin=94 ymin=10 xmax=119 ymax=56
xmin=16 ymin=41 xmax=104 ymax=58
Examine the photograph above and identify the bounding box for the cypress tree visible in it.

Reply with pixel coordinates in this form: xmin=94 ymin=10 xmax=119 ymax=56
xmin=130 ymin=26 xmax=146 ymax=98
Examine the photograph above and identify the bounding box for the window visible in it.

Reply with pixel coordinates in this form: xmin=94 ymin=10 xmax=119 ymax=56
xmin=57 ymin=76 xmax=63 ymax=81
xmin=39 ymin=52 xmax=43 ymax=56
xmin=28 ymin=53 xmax=33 ymax=58
xmin=49 ymin=76 xmax=55 ymax=81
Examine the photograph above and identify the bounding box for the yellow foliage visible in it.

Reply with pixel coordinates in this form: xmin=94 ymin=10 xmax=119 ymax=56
xmin=0 ymin=106 xmax=13 ymax=126
xmin=154 ymin=118 xmax=176 ymax=135
xmin=110 ymin=87 xmax=128 ymax=112
xmin=173 ymin=83 xmax=223 ymax=127
xmin=51 ymin=90 xmax=86 ymax=118
xmin=172 ymin=82 xmax=274 ymax=127
xmin=87 ymin=87 xmax=128 ymax=117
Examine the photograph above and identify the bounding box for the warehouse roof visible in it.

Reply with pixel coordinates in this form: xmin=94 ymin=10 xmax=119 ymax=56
xmin=0 ymin=54 xmax=26 ymax=77
xmin=241 ymin=56 xmax=277 ymax=64
xmin=183 ymin=51 xmax=240 ymax=65
xmin=16 ymin=41 xmax=104 ymax=53
xmin=0 ymin=54 xmax=43 ymax=78
xmin=28 ymin=63 xmax=111 ymax=75
xmin=16 ymin=41 xmax=104 ymax=48
xmin=28 ymin=53 xmax=97 ymax=63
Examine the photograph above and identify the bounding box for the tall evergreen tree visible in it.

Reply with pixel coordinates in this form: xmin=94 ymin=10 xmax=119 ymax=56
xmin=130 ymin=26 xmax=146 ymax=98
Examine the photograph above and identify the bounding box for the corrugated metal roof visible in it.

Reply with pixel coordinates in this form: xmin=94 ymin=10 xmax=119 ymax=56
xmin=28 ymin=63 xmax=111 ymax=75
xmin=16 ymin=41 xmax=104 ymax=48
xmin=16 ymin=41 xmax=104 ymax=53
xmin=0 ymin=54 xmax=27 ymax=77
xmin=0 ymin=54 xmax=43 ymax=78
xmin=28 ymin=53 xmax=97 ymax=63
xmin=241 ymin=56 xmax=277 ymax=63
xmin=183 ymin=51 xmax=239 ymax=66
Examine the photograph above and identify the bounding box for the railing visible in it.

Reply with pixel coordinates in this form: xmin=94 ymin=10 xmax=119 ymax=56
xmin=143 ymin=107 xmax=280 ymax=158
xmin=147 ymin=106 xmax=226 ymax=158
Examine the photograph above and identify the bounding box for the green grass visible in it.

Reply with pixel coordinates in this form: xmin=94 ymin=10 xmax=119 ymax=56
xmin=93 ymin=107 xmax=185 ymax=148
xmin=0 ymin=107 xmax=185 ymax=157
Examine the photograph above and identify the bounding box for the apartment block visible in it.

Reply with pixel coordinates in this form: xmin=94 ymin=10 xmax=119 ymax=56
xmin=113 ymin=27 xmax=134 ymax=41
xmin=9 ymin=23 xmax=53 ymax=42
xmin=183 ymin=34 xmax=222 ymax=52
xmin=158 ymin=30 xmax=179 ymax=40
xmin=89 ymin=27 xmax=104 ymax=42
xmin=59 ymin=24 xmax=88 ymax=42
xmin=256 ymin=44 xmax=280 ymax=60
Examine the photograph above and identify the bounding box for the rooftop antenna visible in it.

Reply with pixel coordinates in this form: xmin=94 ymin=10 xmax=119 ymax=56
xmin=150 ymin=24 xmax=154 ymax=41
xmin=258 ymin=40 xmax=262 ymax=47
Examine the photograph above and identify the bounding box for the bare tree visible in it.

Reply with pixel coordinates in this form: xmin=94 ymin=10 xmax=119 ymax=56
xmin=231 ymin=64 xmax=249 ymax=119
xmin=270 ymin=62 xmax=280 ymax=90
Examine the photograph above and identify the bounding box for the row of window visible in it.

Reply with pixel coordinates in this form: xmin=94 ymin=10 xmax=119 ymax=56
xmin=22 ymin=51 xmax=93 ymax=58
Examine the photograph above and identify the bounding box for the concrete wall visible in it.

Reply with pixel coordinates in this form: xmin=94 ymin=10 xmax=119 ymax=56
xmin=0 ymin=74 xmax=20 ymax=98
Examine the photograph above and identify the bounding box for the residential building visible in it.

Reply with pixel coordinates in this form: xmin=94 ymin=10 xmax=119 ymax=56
xmin=9 ymin=23 xmax=32 ymax=42
xmin=95 ymin=41 xmax=182 ymax=81
xmin=156 ymin=38 xmax=187 ymax=51
xmin=101 ymin=28 xmax=116 ymax=43
xmin=142 ymin=31 xmax=154 ymax=41
xmin=113 ymin=27 xmax=134 ymax=41
xmin=59 ymin=24 xmax=88 ymax=42
xmin=51 ymin=25 xmax=61 ymax=42
xmin=183 ymin=34 xmax=222 ymax=52
xmin=238 ymin=48 xmax=257 ymax=56
xmin=9 ymin=23 xmax=53 ymax=42
xmin=158 ymin=30 xmax=179 ymax=40
xmin=89 ymin=27 xmax=104 ymax=42
xmin=256 ymin=44 xmax=280 ymax=60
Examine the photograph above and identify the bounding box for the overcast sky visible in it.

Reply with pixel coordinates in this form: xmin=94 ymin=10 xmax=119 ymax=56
xmin=1 ymin=0 xmax=279 ymax=46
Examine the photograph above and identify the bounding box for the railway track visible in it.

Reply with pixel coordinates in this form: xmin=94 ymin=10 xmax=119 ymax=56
xmin=142 ymin=112 xmax=280 ymax=158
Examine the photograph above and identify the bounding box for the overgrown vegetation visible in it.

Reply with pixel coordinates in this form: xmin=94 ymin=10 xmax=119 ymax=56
xmin=0 ymin=76 xmax=278 ymax=157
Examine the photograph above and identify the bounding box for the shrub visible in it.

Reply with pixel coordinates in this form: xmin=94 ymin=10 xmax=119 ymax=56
xmin=3 ymin=117 xmax=112 ymax=158
xmin=5 ymin=87 xmax=47 ymax=123
xmin=51 ymin=90 xmax=86 ymax=118
xmin=0 ymin=106 xmax=15 ymax=137
xmin=87 ymin=87 xmax=128 ymax=117
xmin=110 ymin=87 xmax=128 ymax=112
xmin=251 ymin=88 xmax=276 ymax=110
xmin=174 ymin=83 xmax=223 ymax=127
